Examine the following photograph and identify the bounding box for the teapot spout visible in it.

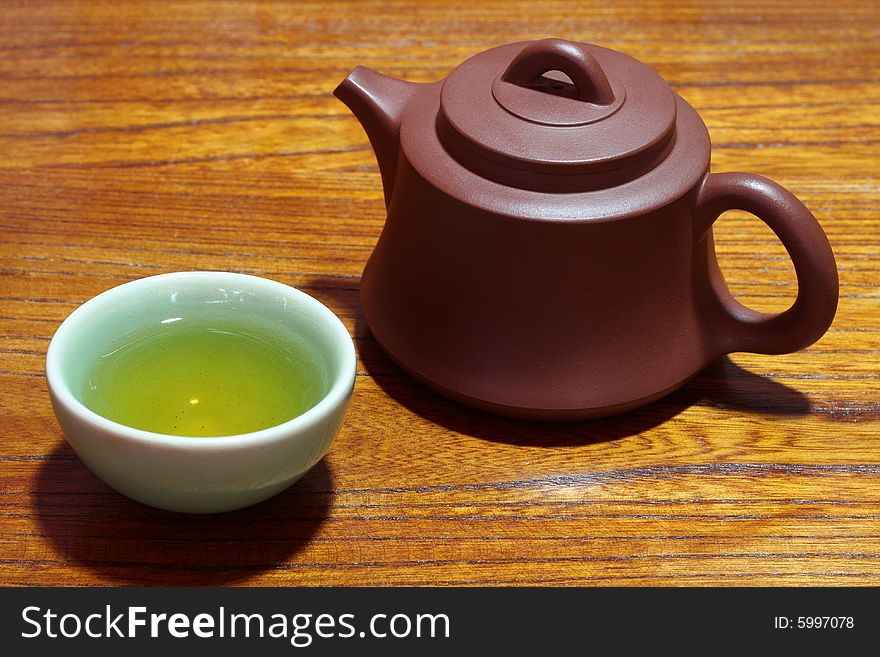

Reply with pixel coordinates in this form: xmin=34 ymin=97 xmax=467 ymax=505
xmin=334 ymin=67 xmax=418 ymax=207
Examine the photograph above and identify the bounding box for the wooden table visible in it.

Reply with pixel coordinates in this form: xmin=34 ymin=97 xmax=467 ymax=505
xmin=1 ymin=0 xmax=877 ymax=586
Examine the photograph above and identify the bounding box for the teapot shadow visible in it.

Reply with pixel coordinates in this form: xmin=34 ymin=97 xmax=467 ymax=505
xmin=305 ymin=276 xmax=812 ymax=447
xmin=34 ymin=443 xmax=333 ymax=585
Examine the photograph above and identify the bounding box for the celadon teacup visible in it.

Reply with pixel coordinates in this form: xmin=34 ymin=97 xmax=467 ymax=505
xmin=45 ymin=271 xmax=356 ymax=513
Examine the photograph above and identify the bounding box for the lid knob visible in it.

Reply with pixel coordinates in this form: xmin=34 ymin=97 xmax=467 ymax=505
xmin=500 ymin=38 xmax=615 ymax=106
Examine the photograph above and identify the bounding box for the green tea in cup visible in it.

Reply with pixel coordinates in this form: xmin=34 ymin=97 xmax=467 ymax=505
xmin=82 ymin=319 xmax=327 ymax=437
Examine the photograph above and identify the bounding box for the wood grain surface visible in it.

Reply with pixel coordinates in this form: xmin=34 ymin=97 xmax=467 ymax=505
xmin=1 ymin=0 xmax=878 ymax=586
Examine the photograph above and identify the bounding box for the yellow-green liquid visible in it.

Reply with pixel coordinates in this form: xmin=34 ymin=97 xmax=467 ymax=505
xmin=82 ymin=323 xmax=327 ymax=437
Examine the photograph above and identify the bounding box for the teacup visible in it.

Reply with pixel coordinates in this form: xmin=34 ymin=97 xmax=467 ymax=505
xmin=45 ymin=271 xmax=356 ymax=513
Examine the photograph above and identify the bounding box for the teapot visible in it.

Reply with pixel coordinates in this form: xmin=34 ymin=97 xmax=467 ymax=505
xmin=334 ymin=38 xmax=838 ymax=420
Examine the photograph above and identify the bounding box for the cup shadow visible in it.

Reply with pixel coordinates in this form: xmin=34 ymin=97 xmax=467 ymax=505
xmin=305 ymin=275 xmax=813 ymax=447
xmin=34 ymin=442 xmax=333 ymax=585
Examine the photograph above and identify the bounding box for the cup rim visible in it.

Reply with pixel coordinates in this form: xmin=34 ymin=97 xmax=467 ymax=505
xmin=45 ymin=271 xmax=356 ymax=451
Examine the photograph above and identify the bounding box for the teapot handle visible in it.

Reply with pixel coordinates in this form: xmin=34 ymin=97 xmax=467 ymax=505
xmin=695 ymin=172 xmax=838 ymax=355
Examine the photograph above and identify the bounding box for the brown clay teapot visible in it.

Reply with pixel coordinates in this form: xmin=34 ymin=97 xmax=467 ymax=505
xmin=334 ymin=38 xmax=838 ymax=420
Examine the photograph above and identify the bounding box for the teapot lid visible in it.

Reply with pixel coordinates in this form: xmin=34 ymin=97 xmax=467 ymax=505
xmin=438 ymin=39 xmax=678 ymax=191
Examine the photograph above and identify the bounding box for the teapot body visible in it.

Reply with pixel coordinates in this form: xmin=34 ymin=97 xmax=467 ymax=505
xmin=361 ymin=87 xmax=718 ymax=419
